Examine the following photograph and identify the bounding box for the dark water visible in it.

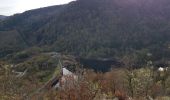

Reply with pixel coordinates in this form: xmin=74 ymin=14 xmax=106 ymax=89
xmin=77 ymin=58 xmax=123 ymax=72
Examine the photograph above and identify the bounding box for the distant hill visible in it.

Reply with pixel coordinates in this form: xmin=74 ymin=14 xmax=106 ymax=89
xmin=0 ymin=15 xmax=6 ymax=19
xmin=0 ymin=5 xmax=67 ymax=57
xmin=0 ymin=15 xmax=6 ymax=20
xmin=0 ymin=0 xmax=170 ymax=64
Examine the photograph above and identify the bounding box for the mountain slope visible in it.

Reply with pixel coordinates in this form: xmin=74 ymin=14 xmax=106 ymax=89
xmin=0 ymin=30 xmax=27 ymax=57
xmin=32 ymin=0 xmax=170 ymax=59
xmin=0 ymin=0 xmax=170 ymax=62
xmin=0 ymin=5 xmax=67 ymax=46
xmin=0 ymin=15 xmax=6 ymax=20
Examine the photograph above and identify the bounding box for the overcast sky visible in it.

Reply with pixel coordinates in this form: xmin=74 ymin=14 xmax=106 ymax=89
xmin=0 ymin=0 xmax=75 ymax=16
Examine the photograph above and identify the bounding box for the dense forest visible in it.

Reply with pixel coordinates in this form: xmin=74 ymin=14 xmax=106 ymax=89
xmin=0 ymin=0 xmax=170 ymax=64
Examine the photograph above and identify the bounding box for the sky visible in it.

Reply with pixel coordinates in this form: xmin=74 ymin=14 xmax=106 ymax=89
xmin=0 ymin=0 xmax=75 ymax=16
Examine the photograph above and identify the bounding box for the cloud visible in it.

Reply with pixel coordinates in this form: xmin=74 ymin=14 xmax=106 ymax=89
xmin=0 ymin=7 xmax=14 ymax=15
xmin=0 ymin=0 xmax=75 ymax=15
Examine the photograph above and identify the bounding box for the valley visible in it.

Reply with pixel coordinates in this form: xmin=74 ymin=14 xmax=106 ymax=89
xmin=0 ymin=0 xmax=170 ymax=99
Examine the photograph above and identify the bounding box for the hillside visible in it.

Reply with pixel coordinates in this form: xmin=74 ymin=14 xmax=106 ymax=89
xmin=0 ymin=15 xmax=6 ymax=20
xmin=0 ymin=5 xmax=67 ymax=57
xmin=0 ymin=0 xmax=170 ymax=65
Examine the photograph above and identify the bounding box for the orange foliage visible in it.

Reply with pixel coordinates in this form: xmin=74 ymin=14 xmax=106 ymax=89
xmin=114 ymin=90 xmax=127 ymax=100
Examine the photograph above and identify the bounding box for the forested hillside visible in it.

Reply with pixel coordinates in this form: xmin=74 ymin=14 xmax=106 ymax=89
xmin=0 ymin=0 xmax=170 ymax=65
xmin=0 ymin=15 xmax=6 ymax=20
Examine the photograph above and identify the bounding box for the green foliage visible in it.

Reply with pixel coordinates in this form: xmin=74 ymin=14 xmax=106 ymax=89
xmin=4 ymin=47 xmax=47 ymax=64
xmin=13 ymin=54 xmax=59 ymax=82
xmin=0 ymin=0 xmax=170 ymax=63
